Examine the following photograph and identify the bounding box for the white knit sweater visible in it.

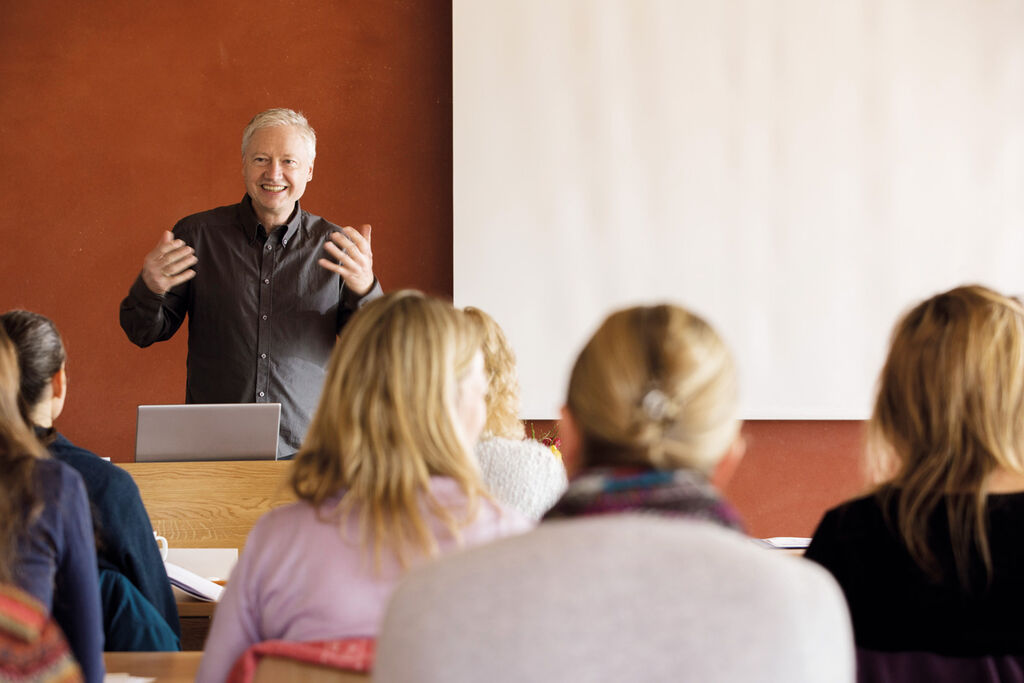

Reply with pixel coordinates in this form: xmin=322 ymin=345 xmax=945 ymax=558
xmin=475 ymin=437 xmax=569 ymax=520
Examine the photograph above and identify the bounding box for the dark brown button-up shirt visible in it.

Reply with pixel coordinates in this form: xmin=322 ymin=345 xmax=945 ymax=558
xmin=120 ymin=196 xmax=382 ymax=456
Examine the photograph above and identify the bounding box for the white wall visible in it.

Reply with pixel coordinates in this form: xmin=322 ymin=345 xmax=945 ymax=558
xmin=454 ymin=0 xmax=1024 ymax=419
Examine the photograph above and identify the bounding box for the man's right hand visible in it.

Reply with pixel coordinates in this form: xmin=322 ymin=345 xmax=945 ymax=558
xmin=141 ymin=230 xmax=197 ymax=295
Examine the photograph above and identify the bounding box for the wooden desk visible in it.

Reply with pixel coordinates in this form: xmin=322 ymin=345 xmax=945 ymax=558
xmin=120 ymin=461 xmax=296 ymax=649
xmin=176 ymin=594 xmax=216 ymax=651
xmin=105 ymin=651 xmax=202 ymax=682
xmin=120 ymin=461 xmax=295 ymax=552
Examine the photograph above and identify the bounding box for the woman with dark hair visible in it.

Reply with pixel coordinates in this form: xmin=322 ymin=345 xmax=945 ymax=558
xmin=1 ymin=310 xmax=179 ymax=651
xmin=0 ymin=325 xmax=102 ymax=681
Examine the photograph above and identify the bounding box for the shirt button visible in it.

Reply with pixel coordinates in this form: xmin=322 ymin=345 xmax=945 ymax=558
xmin=261 ymin=353 xmax=267 ymax=359
xmin=262 ymin=315 xmax=268 ymax=320
xmin=266 ymin=245 xmax=272 ymax=251
xmin=264 ymin=278 xmax=270 ymax=285
xmin=258 ymin=391 xmax=265 ymax=398
xmin=282 ymin=238 xmax=288 ymax=245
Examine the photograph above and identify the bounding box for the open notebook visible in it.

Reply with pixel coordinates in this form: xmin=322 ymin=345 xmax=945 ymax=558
xmin=135 ymin=403 xmax=281 ymax=462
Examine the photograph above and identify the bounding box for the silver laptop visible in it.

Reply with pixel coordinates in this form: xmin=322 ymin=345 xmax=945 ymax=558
xmin=135 ymin=403 xmax=281 ymax=462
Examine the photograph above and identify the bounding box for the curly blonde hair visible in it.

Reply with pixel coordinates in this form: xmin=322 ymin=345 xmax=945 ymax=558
xmin=463 ymin=307 xmax=525 ymax=440
xmin=567 ymin=304 xmax=740 ymax=474
xmin=290 ymin=291 xmax=485 ymax=568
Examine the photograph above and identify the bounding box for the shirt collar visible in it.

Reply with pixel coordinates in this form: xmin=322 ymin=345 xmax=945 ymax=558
xmin=238 ymin=194 xmax=303 ymax=245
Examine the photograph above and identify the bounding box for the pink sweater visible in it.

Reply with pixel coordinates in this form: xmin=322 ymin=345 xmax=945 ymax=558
xmin=196 ymin=477 xmax=531 ymax=682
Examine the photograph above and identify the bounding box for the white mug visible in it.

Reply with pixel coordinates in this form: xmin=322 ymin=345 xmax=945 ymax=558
xmin=153 ymin=531 xmax=169 ymax=561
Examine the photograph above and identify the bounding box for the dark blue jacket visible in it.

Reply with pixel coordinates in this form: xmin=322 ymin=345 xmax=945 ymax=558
xmin=44 ymin=430 xmax=180 ymax=643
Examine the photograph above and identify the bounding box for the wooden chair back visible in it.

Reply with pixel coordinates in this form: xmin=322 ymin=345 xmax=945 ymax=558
xmin=120 ymin=461 xmax=295 ymax=552
xmin=252 ymin=657 xmax=369 ymax=683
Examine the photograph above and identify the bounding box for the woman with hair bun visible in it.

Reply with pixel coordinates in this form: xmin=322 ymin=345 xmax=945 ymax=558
xmin=544 ymin=304 xmax=745 ymax=527
xmin=197 ymin=291 xmax=531 ymax=683
xmin=463 ymin=307 xmax=567 ymax=520
xmin=806 ymin=285 xmax=1024 ymax=658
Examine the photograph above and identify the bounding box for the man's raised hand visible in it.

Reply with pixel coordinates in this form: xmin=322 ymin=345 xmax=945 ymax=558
xmin=141 ymin=230 xmax=197 ymax=295
xmin=319 ymin=224 xmax=375 ymax=296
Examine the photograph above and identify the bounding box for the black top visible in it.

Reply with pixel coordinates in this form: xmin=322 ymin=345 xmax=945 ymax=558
xmin=119 ymin=195 xmax=383 ymax=456
xmin=43 ymin=429 xmax=179 ymax=639
xmin=805 ymin=488 xmax=1024 ymax=656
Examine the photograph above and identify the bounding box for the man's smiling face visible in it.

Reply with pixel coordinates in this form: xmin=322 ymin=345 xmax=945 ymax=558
xmin=242 ymin=124 xmax=315 ymax=228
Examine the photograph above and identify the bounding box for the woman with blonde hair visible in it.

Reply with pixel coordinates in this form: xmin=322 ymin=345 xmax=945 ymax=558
xmin=463 ymin=307 xmax=567 ymax=519
xmin=543 ymin=304 xmax=745 ymax=527
xmin=806 ymin=285 xmax=1024 ymax=657
xmin=197 ymin=292 xmax=531 ymax=682
xmin=0 ymin=327 xmax=102 ymax=681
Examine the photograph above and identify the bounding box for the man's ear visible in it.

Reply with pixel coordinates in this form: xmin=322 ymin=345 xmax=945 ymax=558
xmin=307 ymin=160 xmax=314 ymax=182
xmin=710 ymin=431 xmax=746 ymax=490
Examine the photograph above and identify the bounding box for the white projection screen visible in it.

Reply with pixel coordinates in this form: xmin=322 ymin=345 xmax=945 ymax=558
xmin=453 ymin=1 xmax=1024 ymax=419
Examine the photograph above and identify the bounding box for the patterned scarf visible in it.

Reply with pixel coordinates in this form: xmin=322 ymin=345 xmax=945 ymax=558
xmin=543 ymin=467 xmax=744 ymax=531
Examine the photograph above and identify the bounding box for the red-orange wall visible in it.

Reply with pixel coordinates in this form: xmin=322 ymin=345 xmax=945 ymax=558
xmin=1 ymin=1 xmax=453 ymax=462
xmin=2 ymin=1 xmax=865 ymax=537
xmin=725 ymin=420 xmax=869 ymax=538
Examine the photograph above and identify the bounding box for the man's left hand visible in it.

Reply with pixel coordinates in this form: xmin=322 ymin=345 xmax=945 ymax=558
xmin=319 ymin=224 xmax=374 ymax=296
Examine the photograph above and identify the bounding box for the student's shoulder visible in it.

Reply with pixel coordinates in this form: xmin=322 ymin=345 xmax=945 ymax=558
xmin=819 ymin=490 xmax=888 ymax=527
xmin=806 ymin=490 xmax=892 ymax=563
xmin=249 ymin=500 xmax=322 ymax=538
xmin=478 ymin=437 xmax=564 ymax=474
xmin=32 ymin=458 xmax=88 ymax=504
xmin=49 ymin=434 xmax=137 ymax=492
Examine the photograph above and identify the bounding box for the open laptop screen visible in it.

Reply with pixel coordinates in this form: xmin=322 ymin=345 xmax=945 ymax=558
xmin=135 ymin=403 xmax=281 ymax=462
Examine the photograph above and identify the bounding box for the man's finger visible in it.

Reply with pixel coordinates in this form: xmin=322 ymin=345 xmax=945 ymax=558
xmin=322 ymin=240 xmax=349 ymax=262
xmin=163 ymin=253 xmax=198 ymax=275
xmin=318 ymin=258 xmax=349 ymax=276
xmin=335 ymin=227 xmax=370 ymax=253
xmin=358 ymin=224 xmax=371 ymax=244
xmin=154 ymin=241 xmax=190 ymax=263
xmin=168 ymin=269 xmax=197 ymax=287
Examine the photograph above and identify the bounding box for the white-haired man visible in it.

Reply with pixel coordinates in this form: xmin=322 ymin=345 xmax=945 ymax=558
xmin=120 ymin=108 xmax=382 ymax=457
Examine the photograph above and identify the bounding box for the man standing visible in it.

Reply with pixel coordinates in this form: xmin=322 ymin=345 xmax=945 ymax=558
xmin=120 ymin=108 xmax=382 ymax=457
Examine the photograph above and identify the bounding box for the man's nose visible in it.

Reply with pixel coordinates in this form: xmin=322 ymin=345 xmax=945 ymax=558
xmin=265 ymin=161 xmax=283 ymax=177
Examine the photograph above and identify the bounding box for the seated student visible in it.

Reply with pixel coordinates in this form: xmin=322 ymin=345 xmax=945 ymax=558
xmin=805 ymin=285 xmax=1024 ymax=658
xmin=0 ymin=327 xmax=103 ymax=682
xmin=196 ymin=291 xmax=532 ymax=683
xmin=1 ymin=311 xmax=179 ymax=651
xmin=543 ymin=304 xmax=746 ymax=526
xmin=373 ymin=303 xmax=856 ymax=683
xmin=463 ymin=307 xmax=567 ymax=519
